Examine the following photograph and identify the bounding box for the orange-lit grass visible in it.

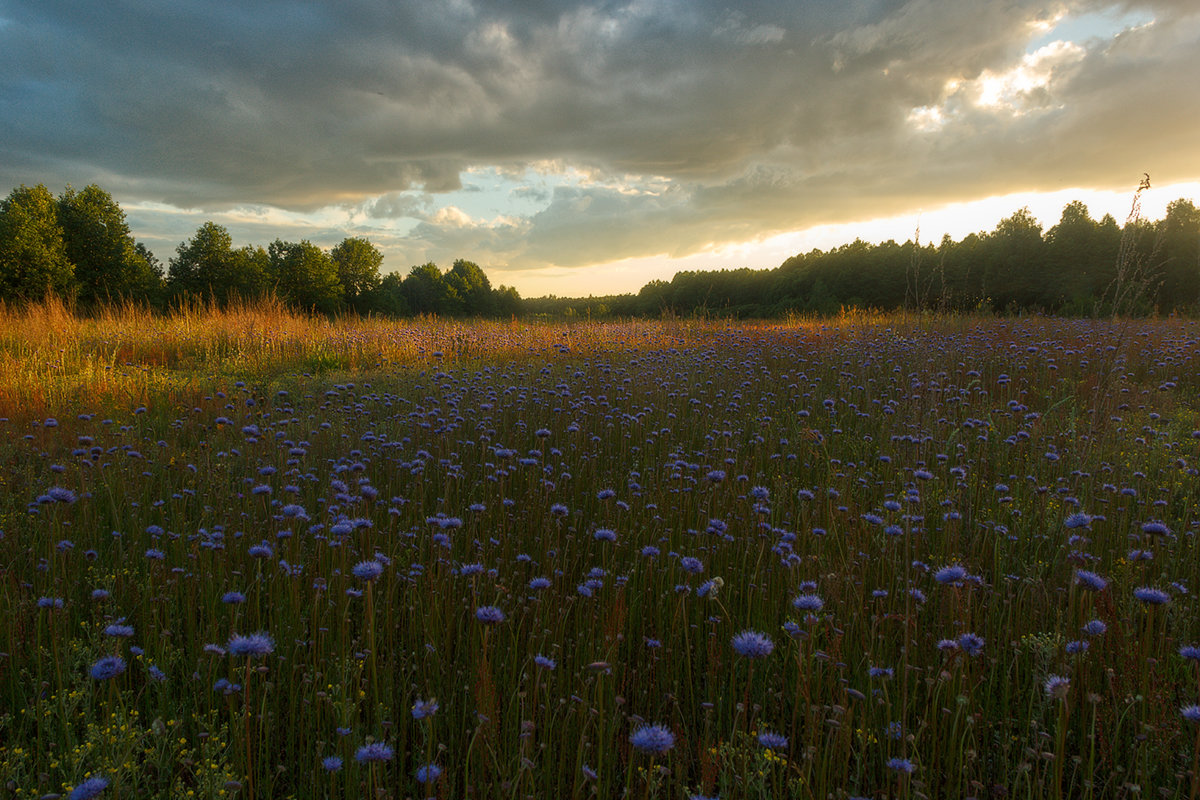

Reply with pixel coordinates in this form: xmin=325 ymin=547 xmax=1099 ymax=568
xmin=0 ymin=299 xmax=747 ymax=421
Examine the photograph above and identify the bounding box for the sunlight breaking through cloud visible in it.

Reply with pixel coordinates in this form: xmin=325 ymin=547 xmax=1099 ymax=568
xmin=969 ymin=41 xmax=1086 ymax=115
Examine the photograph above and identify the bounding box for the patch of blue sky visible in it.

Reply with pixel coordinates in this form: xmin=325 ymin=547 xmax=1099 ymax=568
xmin=445 ymin=166 xmax=590 ymax=221
xmin=1028 ymin=7 xmax=1155 ymax=52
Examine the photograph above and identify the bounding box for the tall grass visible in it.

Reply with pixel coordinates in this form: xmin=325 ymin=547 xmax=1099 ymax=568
xmin=2 ymin=305 xmax=1199 ymax=798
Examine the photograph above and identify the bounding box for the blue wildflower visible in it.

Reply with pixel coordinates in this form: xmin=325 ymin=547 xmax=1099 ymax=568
xmin=212 ymin=678 xmax=239 ymax=694
xmin=352 ymin=560 xmax=384 ymax=580
xmin=934 ymin=564 xmax=968 ymax=585
xmin=793 ymin=594 xmax=824 ymax=612
xmin=731 ymin=630 xmax=774 ymax=659
xmin=1074 ymin=570 xmax=1107 ymax=591
xmin=1134 ymin=586 xmax=1171 ymax=605
xmin=321 ymin=756 xmax=342 ymax=772
xmin=47 ymin=486 xmax=77 ymax=503
xmin=630 ymin=724 xmax=675 ymax=755
xmin=69 ymin=776 xmax=109 ymax=800
xmin=1044 ymin=674 xmax=1070 ymax=699
xmin=1141 ymin=521 xmax=1171 ymax=537
xmin=89 ymin=656 xmax=125 ymax=681
xmin=411 ymin=698 xmax=438 ymax=720
xmin=227 ymin=632 xmax=274 ymax=657
xmin=1183 ymin=705 xmax=1200 ymax=723
xmin=475 ymin=606 xmax=505 ymax=624
xmin=957 ymin=633 xmax=985 ymax=656
xmin=103 ymin=621 xmax=134 ymax=638
xmin=887 ymin=757 xmax=916 ymax=774
xmin=416 ymin=763 xmax=442 ymax=783
xmin=1082 ymin=619 xmax=1107 ymax=636
xmin=355 ymin=742 xmax=394 ymax=763
xmin=757 ymin=731 xmax=788 ymax=750
xmin=247 ymin=541 xmax=273 ymax=558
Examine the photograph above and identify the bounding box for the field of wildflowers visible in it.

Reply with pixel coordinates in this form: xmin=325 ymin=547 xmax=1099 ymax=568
xmin=3 ymin=303 xmax=1200 ymax=799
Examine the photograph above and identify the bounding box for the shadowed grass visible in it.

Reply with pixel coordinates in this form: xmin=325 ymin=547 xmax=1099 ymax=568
xmin=1 ymin=306 xmax=1200 ymax=798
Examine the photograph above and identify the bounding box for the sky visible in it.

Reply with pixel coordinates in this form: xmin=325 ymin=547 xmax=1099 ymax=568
xmin=2 ymin=0 xmax=1199 ymax=298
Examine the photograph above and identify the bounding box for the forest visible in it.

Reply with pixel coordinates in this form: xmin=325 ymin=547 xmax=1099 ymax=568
xmin=2 ymin=181 xmax=1198 ymax=318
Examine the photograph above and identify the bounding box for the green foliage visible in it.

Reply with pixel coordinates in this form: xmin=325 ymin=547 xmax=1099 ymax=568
xmin=445 ymin=259 xmax=495 ymax=315
xmin=0 ymin=184 xmax=73 ymax=301
xmin=364 ymin=272 xmax=410 ymax=316
xmin=268 ymin=239 xmax=343 ymax=313
xmin=167 ymin=222 xmax=270 ymax=304
xmin=401 ymin=261 xmax=448 ymax=314
xmin=57 ymin=184 xmax=160 ymax=305
xmin=4 ymin=178 xmax=1199 ymax=319
xmin=1160 ymin=199 xmax=1200 ymax=311
xmin=331 ymin=237 xmax=383 ymax=311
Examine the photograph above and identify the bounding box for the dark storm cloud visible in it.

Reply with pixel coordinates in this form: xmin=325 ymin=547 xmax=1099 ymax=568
xmin=2 ymin=0 xmax=1198 ymax=271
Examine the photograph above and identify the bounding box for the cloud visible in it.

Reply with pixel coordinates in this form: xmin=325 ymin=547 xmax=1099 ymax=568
xmin=362 ymin=191 xmax=433 ymax=220
xmin=2 ymin=0 xmax=1198 ymax=279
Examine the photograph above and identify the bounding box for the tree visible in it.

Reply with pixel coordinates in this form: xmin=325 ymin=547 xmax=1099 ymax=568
xmin=983 ymin=207 xmax=1046 ymax=310
xmin=444 ymin=259 xmax=494 ymax=315
xmin=168 ymin=222 xmax=234 ymax=298
xmin=1159 ymin=199 xmax=1200 ymax=311
xmin=135 ymin=242 xmax=162 ymax=279
xmin=168 ymin=223 xmax=268 ymax=303
xmin=1045 ymin=201 xmax=1101 ymax=310
xmin=228 ymin=245 xmax=271 ymax=301
xmin=364 ymin=272 xmax=411 ymax=316
xmin=330 ymin=237 xmax=383 ymax=311
xmin=0 ymin=184 xmax=73 ymax=302
xmin=58 ymin=184 xmax=159 ymax=304
xmin=401 ymin=262 xmax=447 ymax=314
xmin=268 ymin=239 xmax=342 ymax=313
xmin=494 ymin=284 xmax=522 ymax=317
xmin=636 ymin=279 xmax=671 ymax=315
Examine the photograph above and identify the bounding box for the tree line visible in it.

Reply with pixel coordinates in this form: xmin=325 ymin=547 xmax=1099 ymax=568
xmin=0 ymin=183 xmax=521 ymax=316
xmin=2 ymin=181 xmax=1198 ymax=318
xmin=533 ymin=196 xmax=1200 ymax=318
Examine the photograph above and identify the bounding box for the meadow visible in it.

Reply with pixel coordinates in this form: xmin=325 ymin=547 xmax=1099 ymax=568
xmin=3 ymin=301 xmax=1200 ymax=799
